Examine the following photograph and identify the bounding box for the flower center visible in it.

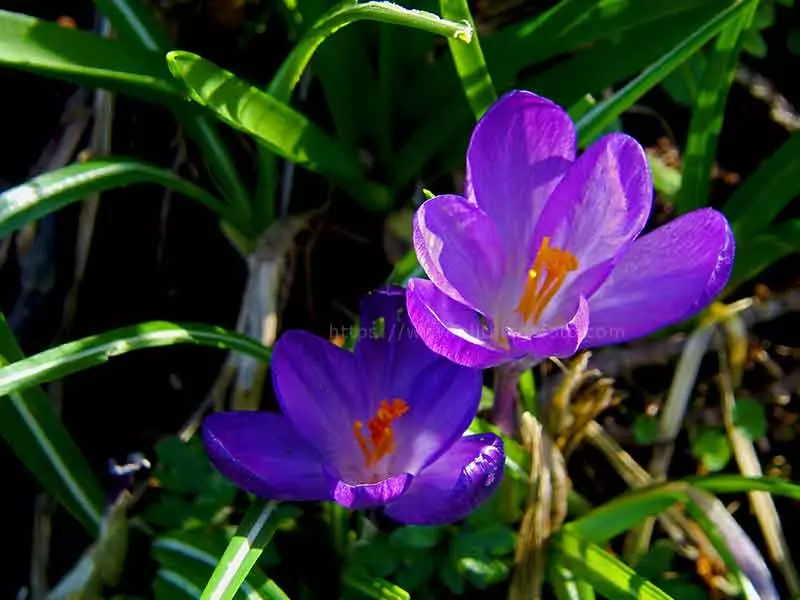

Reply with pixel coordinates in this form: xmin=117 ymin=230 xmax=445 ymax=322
xmin=515 ymin=236 xmax=579 ymax=324
xmin=353 ymin=398 xmax=410 ymax=469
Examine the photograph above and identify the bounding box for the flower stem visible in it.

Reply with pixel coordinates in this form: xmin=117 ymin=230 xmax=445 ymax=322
xmin=492 ymin=359 xmax=534 ymax=436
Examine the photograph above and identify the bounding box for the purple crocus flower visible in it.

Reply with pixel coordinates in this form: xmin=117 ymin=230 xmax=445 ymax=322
xmin=408 ymin=90 xmax=735 ymax=368
xmin=202 ymin=287 xmax=504 ymax=525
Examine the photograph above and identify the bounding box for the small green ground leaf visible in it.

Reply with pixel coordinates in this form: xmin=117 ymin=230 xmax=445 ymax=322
xmin=633 ymin=414 xmax=661 ymax=446
xmin=691 ymin=428 xmax=732 ymax=472
xmin=734 ymin=398 xmax=768 ymax=440
xmin=0 ymin=158 xmax=233 ymax=238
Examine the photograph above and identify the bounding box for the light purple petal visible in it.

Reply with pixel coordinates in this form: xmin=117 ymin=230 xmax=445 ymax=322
xmin=465 ymin=90 xmax=575 ymax=281
xmin=413 ymin=194 xmax=507 ymax=313
xmin=583 ymin=208 xmax=734 ymax=347
xmin=384 ymin=433 xmax=504 ymax=525
xmin=271 ymin=331 xmax=365 ymax=468
xmin=508 ymin=296 xmax=590 ymax=358
xmin=533 ymin=133 xmax=653 ymax=301
xmin=202 ymin=412 xmax=330 ymax=501
xmin=390 ymin=357 xmax=482 ymax=475
xmin=407 ymin=277 xmax=513 ymax=368
xmin=355 ymin=286 xmax=440 ymax=407
xmin=330 ymin=472 xmax=412 ymax=509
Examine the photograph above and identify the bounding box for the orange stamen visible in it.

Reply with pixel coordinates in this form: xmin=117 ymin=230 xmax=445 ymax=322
xmin=515 ymin=237 xmax=578 ymax=324
xmin=353 ymin=399 xmax=410 ymax=469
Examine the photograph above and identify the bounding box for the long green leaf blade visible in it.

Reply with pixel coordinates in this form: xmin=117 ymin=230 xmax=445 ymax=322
xmin=439 ymin=0 xmax=495 ymax=120
xmin=0 ymin=9 xmax=177 ymax=104
xmin=94 ymin=0 xmax=254 ymax=232
xmin=269 ymin=1 xmax=471 ymax=103
xmin=0 ymin=321 xmax=271 ymax=398
xmin=155 ymin=532 xmax=289 ymax=600
xmin=167 ymin=51 xmax=392 ymax=212
xmin=676 ymin=0 xmax=759 ymax=212
xmin=0 ymin=314 xmax=105 ymax=534
xmin=724 ymin=132 xmax=800 ymax=239
xmin=0 ymin=158 xmax=232 ymax=238
xmin=201 ymin=501 xmax=281 ymax=600
xmin=550 ymin=530 xmax=673 ymax=600
xmin=725 ymin=219 xmax=800 ymax=292
xmin=575 ymin=0 xmax=751 ymax=145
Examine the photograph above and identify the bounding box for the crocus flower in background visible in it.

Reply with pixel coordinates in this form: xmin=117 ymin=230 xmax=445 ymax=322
xmin=202 ymin=287 xmax=504 ymax=525
xmin=408 ymin=90 xmax=735 ymax=368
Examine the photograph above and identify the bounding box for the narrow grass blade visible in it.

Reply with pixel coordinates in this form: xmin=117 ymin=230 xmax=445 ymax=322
xmin=342 ymin=569 xmax=410 ymax=600
xmin=167 ymin=51 xmax=391 ymax=212
xmin=550 ymin=566 xmax=596 ymax=600
xmin=725 ymin=219 xmax=800 ymax=292
xmin=549 ymin=530 xmax=673 ymax=600
xmin=155 ymin=532 xmax=289 ymax=600
xmin=0 ymin=314 xmax=105 ymax=534
xmin=724 ymin=132 xmax=800 ymax=239
xmin=95 ymin=0 xmax=253 ymax=231
xmin=687 ymin=474 xmax=800 ymax=499
xmin=0 ymin=321 xmax=271 ymax=398
xmin=269 ymin=1 xmax=471 ymax=103
xmin=677 ymin=0 xmax=759 ymax=213
xmin=200 ymin=501 xmax=281 ymax=600
xmin=0 ymin=9 xmax=177 ymax=104
xmin=0 ymin=158 xmax=233 ymax=238
xmin=439 ymin=0 xmax=495 ymax=119
xmin=255 ymin=0 xmax=470 ymax=229
xmin=157 ymin=569 xmax=204 ymax=598
xmin=575 ymin=0 xmax=751 ymax=146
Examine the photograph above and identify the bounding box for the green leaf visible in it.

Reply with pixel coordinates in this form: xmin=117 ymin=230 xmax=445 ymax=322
xmin=550 ymin=530 xmax=674 ymax=600
xmin=633 ymin=414 xmax=661 ymax=446
xmin=200 ymin=501 xmax=282 ymax=600
xmin=439 ymin=558 xmax=465 ymax=595
xmin=0 ymin=8 xmax=178 ymax=104
xmin=0 ymin=321 xmax=271 ymax=398
xmin=351 ymin=538 xmax=398 ymax=578
xmin=389 ymin=526 xmax=444 ymax=550
xmin=166 ymin=51 xmax=392 ymax=213
xmin=691 ymin=428 xmax=732 ymax=472
xmin=94 ymin=0 xmax=253 ymax=234
xmin=154 ymin=530 xmax=288 ymax=600
xmin=575 ymin=0 xmax=752 ymax=146
xmin=726 ymin=219 xmax=800 ymax=292
xmin=254 ymin=0 xmax=470 ymax=229
xmin=686 ymin=474 xmax=800 ymax=499
xmin=724 ymin=132 xmax=800 ymax=239
xmin=439 ymin=0 xmax=495 ymax=119
xmin=0 ymin=158 xmax=234 ymax=239
xmin=676 ymin=0 xmax=758 ymax=212
xmin=452 ymin=524 xmax=516 ymax=558
xmin=458 ymin=556 xmax=509 ymax=590
xmin=342 ymin=568 xmax=411 ymax=600
xmin=270 ymin=1 xmax=471 ymax=104
xmin=0 ymin=314 xmax=105 ymax=534
xmin=733 ymin=397 xmax=768 ymax=440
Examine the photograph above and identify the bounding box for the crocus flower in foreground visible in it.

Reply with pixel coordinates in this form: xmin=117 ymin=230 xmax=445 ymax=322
xmin=408 ymin=90 xmax=735 ymax=368
xmin=202 ymin=287 xmax=504 ymax=525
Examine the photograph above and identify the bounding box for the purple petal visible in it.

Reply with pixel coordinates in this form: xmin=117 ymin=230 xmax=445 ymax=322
xmin=330 ymin=472 xmax=413 ymax=509
xmin=533 ymin=133 xmax=653 ymax=300
xmin=355 ymin=286 xmax=439 ymax=406
xmin=407 ymin=277 xmax=512 ymax=368
xmin=508 ymin=296 xmax=590 ymax=358
xmin=271 ymin=331 xmax=365 ymax=468
xmin=413 ymin=194 xmax=507 ymax=313
xmin=202 ymin=412 xmax=330 ymax=501
xmin=465 ymin=90 xmax=575 ymax=281
xmin=391 ymin=357 xmax=482 ymax=474
xmin=384 ymin=433 xmax=504 ymax=525
xmin=583 ymin=208 xmax=734 ymax=347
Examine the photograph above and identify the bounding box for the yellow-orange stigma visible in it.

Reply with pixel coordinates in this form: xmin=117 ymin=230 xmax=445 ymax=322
xmin=353 ymin=399 xmax=410 ymax=469
xmin=515 ymin=237 xmax=578 ymax=324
